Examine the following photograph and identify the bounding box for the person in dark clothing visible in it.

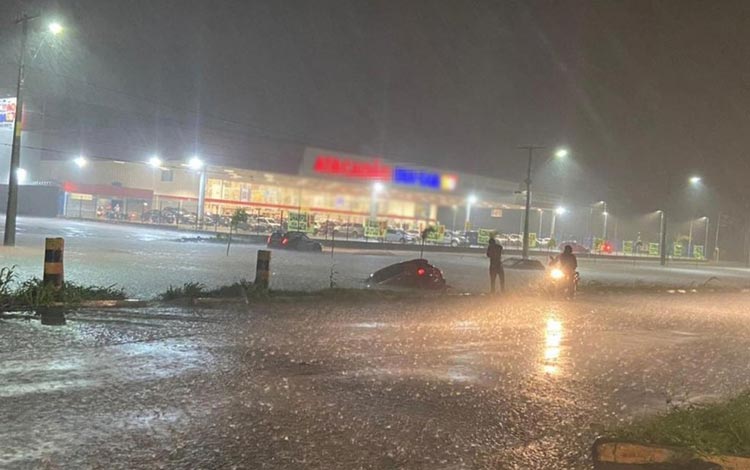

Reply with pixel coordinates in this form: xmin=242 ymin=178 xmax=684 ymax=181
xmin=558 ymin=245 xmax=578 ymax=294
xmin=486 ymin=237 xmax=505 ymax=294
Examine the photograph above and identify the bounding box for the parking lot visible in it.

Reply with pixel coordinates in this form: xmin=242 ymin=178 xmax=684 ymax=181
xmin=1 ymin=217 xmax=748 ymax=299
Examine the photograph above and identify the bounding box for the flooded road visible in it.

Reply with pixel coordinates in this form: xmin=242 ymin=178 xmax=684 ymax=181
xmin=1 ymin=217 xmax=749 ymax=298
xmin=3 ymin=292 xmax=750 ymax=468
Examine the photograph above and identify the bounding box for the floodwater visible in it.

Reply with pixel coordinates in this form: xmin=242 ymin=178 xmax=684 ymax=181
xmin=3 ymin=292 xmax=750 ymax=468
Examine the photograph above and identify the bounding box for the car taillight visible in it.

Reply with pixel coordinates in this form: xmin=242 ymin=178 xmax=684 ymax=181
xmin=417 ymin=268 xmax=426 ymax=276
xmin=282 ymin=238 xmax=289 ymax=245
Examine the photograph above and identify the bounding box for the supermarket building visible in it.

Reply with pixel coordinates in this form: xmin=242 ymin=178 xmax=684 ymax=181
xmin=33 ymin=147 xmax=561 ymax=232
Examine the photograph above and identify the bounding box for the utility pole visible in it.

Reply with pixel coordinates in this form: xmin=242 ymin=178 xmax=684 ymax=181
xmin=602 ymin=202 xmax=608 ymax=239
xmin=660 ymin=211 xmax=667 ymax=266
xmin=518 ymin=145 xmax=545 ymax=260
xmin=703 ymin=217 xmax=710 ymax=260
xmin=688 ymin=218 xmax=695 ymax=258
xmin=4 ymin=13 xmax=38 ymax=247
xmin=538 ymin=209 xmax=543 ymax=237
xmin=714 ymin=211 xmax=721 ymax=263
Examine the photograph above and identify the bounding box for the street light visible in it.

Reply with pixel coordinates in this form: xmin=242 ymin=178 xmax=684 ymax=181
xmin=187 ymin=156 xmax=204 ymax=170
xmin=688 ymin=216 xmax=709 ymax=258
xmin=148 ymin=156 xmax=162 ymax=168
xmin=3 ymin=14 xmax=63 ymax=246
xmin=16 ymin=168 xmax=28 ymax=184
xmin=48 ymin=22 xmax=63 ymax=35
xmin=74 ymin=156 xmax=87 ymax=168
xmin=660 ymin=175 xmax=704 ymax=265
xmin=518 ymin=145 xmax=570 ymax=260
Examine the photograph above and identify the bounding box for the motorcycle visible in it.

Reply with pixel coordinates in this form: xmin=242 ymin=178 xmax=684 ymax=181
xmin=545 ymin=256 xmax=579 ymax=298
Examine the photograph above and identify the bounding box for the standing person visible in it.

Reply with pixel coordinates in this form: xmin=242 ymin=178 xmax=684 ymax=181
xmin=486 ymin=237 xmax=505 ymax=294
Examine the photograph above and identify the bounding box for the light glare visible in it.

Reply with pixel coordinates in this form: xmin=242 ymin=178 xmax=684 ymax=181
xmin=49 ymin=22 xmax=63 ymax=35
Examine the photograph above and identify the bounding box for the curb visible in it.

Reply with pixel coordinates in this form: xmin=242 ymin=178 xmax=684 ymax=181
xmin=593 ymin=438 xmax=750 ymax=469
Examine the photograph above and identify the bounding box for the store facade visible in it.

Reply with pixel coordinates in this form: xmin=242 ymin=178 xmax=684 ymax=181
xmin=35 ymin=147 xmax=558 ymax=232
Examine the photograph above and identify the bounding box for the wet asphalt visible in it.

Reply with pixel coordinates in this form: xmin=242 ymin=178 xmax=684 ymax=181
xmin=3 ymin=292 xmax=750 ymax=469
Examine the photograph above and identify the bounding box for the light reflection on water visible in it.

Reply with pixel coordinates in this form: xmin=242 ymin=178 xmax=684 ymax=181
xmin=542 ymin=317 xmax=563 ymax=375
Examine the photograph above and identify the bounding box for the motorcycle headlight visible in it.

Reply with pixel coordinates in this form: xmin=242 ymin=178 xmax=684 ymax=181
xmin=550 ymin=268 xmax=564 ymax=280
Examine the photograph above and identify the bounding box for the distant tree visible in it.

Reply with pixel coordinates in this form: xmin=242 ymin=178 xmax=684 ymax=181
xmin=227 ymin=208 xmax=248 ymax=256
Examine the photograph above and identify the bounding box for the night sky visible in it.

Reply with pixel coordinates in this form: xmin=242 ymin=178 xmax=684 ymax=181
xmin=2 ymin=0 xmax=749 ymax=220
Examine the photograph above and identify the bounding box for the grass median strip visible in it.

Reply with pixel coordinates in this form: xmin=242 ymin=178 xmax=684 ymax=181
xmin=612 ymin=391 xmax=750 ymax=457
xmin=0 ymin=266 xmax=126 ymax=312
xmin=157 ymin=280 xmax=429 ymax=303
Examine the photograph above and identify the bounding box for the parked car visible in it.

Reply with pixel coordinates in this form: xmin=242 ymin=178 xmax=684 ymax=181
xmin=317 ymin=221 xmax=340 ymax=237
xmin=267 ymin=231 xmax=323 ymax=251
xmin=558 ymin=241 xmax=590 ymax=254
xmin=384 ymin=228 xmax=416 ymax=243
xmin=463 ymin=231 xmax=479 ymax=246
xmin=336 ymin=223 xmax=365 ymax=238
xmin=141 ymin=210 xmax=164 ymax=223
xmin=442 ymin=230 xmax=469 ymax=247
xmin=254 ymin=217 xmax=281 ymax=233
xmin=367 ymin=258 xmax=446 ymax=290
xmin=507 ymin=234 xmax=523 ymax=245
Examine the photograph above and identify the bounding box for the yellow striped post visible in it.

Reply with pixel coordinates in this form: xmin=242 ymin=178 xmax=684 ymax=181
xmin=254 ymin=250 xmax=271 ymax=289
xmin=43 ymin=238 xmax=64 ymax=289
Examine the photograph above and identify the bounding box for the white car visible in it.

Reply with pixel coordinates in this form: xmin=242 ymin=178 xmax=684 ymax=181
xmin=384 ymin=229 xmax=415 ymax=243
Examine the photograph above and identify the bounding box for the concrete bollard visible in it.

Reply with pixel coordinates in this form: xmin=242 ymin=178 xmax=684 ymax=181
xmin=43 ymin=237 xmax=64 ymax=289
xmin=254 ymin=249 xmax=271 ymax=289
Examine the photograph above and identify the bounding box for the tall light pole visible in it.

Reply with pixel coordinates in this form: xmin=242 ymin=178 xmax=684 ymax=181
xmin=714 ymin=211 xmax=721 ymax=263
xmin=465 ymin=194 xmax=477 ymax=230
xmin=4 ymin=14 xmax=35 ymax=246
xmin=4 ymin=16 xmax=62 ymax=246
xmin=517 ymin=146 xmax=568 ymax=260
xmin=703 ymin=216 xmax=710 ymax=259
xmin=537 ymin=209 xmax=544 ymax=237
xmin=660 ymin=175 xmax=703 ymax=266
xmin=188 ymin=156 xmax=205 ymax=225
xmin=596 ymin=201 xmax=608 ymax=239
xmin=550 ymin=206 xmax=565 ymax=240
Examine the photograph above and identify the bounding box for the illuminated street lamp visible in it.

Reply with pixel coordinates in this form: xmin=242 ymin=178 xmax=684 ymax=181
xmin=187 ymin=156 xmax=204 ymax=170
xmin=518 ymin=145 xmax=570 ymax=260
xmin=148 ymin=156 xmax=162 ymax=168
xmin=17 ymin=168 xmax=28 ymax=184
xmin=48 ymin=22 xmax=63 ymax=35
xmin=660 ymin=175 xmax=704 ymax=266
xmin=74 ymin=156 xmax=88 ymax=168
xmin=4 ymin=14 xmax=64 ymax=246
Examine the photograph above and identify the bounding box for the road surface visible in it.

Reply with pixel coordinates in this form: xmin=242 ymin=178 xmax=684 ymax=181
xmin=0 ymin=217 xmax=748 ymax=298
xmin=3 ymin=292 xmax=750 ymax=468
